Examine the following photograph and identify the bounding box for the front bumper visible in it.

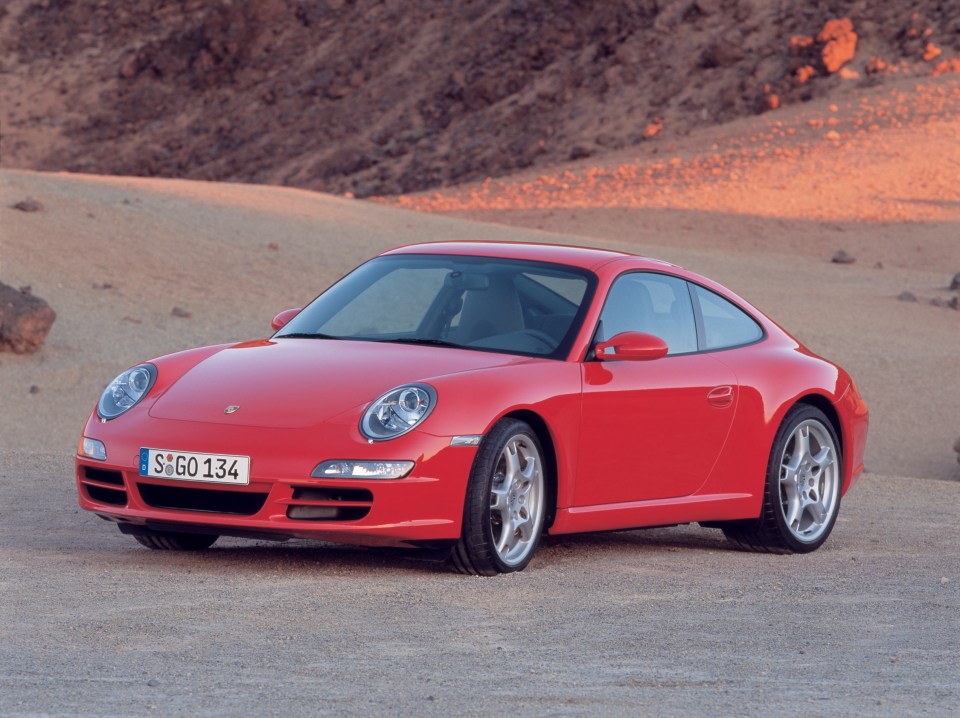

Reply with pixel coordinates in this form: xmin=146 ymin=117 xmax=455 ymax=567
xmin=76 ymin=413 xmax=477 ymax=548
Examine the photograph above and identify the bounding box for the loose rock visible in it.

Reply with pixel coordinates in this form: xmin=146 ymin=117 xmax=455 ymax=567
xmin=896 ymin=291 xmax=917 ymax=302
xmin=0 ymin=282 xmax=57 ymax=353
xmin=831 ymin=250 xmax=855 ymax=264
xmin=949 ymin=273 xmax=960 ymax=291
xmin=11 ymin=198 xmax=44 ymax=213
xmin=569 ymin=145 xmax=594 ymax=161
xmin=818 ymin=18 xmax=858 ymax=74
xmin=171 ymin=306 xmax=192 ymax=318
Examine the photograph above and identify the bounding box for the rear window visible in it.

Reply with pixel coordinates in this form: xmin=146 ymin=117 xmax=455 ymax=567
xmin=693 ymin=285 xmax=763 ymax=350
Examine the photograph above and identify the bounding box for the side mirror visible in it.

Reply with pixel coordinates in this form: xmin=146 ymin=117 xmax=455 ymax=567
xmin=595 ymin=331 xmax=668 ymax=361
xmin=271 ymin=308 xmax=301 ymax=331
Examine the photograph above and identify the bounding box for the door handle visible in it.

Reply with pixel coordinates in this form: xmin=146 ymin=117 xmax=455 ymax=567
xmin=707 ymin=385 xmax=734 ymax=408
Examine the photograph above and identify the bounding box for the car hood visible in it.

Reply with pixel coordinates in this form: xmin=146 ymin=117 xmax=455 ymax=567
xmin=148 ymin=338 xmax=532 ymax=428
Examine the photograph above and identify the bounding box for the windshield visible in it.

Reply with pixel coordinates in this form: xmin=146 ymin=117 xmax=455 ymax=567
xmin=276 ymin=254 xmax=597 ymax=359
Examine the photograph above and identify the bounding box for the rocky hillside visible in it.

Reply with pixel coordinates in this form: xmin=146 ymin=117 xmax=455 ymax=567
xmin=2 ymin=0 xmax=958 ymax=197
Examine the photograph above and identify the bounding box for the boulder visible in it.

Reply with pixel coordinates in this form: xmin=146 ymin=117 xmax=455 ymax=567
xmin=0 ymin=282 xmax=57 ymax=353
xmin=818 ymin=18 xmax=857 ymax=74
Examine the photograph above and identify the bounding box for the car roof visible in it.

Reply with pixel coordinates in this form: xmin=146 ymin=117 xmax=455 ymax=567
xmin=381 ymin=241 xmax=680 ymax=272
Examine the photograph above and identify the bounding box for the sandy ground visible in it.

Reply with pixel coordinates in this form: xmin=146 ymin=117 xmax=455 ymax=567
xmin=1 ymin=450 xmax=958 ymax=716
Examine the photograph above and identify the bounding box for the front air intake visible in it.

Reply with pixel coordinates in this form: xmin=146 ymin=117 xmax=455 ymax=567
xmin=286 ymin=486 xmax=373 ymax=521
xmin=137 ymin=484 xmax=267 ymax=516
xmin=80 ymin=467 xmax=127 ymax=506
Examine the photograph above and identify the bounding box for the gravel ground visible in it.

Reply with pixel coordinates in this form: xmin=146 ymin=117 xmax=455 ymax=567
xmin=1 ymin=450 xmax=957 ymax=717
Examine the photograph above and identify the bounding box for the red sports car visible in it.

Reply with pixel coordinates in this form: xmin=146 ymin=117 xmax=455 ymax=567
xmin=77 ymin=242 xmax=868 ymax=574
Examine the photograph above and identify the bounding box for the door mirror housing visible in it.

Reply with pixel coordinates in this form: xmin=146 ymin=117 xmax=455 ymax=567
xmin=271 ymin=308 xmax=301 ymax=331
xmin=595 ymin=331 xmax=669 ymax=361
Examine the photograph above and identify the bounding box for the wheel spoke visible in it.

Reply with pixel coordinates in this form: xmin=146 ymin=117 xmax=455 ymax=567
xmin=806 ymin=499 xmax=827 ymax=525
xmin=794 ymin=425 xmax=811 ymax=461
xmin=490 ymin=482 xmax=510 ymax=512
xmin=519 ymin=454 xmax=537 ymax=486
xmin=784 ymin=491 xmax=802 ymax=528
xmin=811 ymin=446 xmax=833 ymax=470
xmin=495 ymin=513 xmax=515 ymax=554
xmin=781 ymin=439 xmax=801 ymax=482
xmin=780 ymin=461 xmax=800 ymax=486
xmin=514 ymin=509 xmax=533 ymax=540
xmin=503 ymin=443 xmax=521 ymax=483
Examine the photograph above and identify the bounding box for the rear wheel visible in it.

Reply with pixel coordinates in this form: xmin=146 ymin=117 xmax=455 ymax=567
xmin=448 ymin=419 xmax=547 ymax=575
xmin=723 ymin=405 xmax=841 ymax=554
xmin=132 ymin=530 xmax=219 ymax=551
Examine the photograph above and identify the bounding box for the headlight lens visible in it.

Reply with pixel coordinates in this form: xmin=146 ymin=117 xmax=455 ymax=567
xmin=97 ymin=364 xmax=157 ymax=420
xmin=360 ymin=384 xmax=436 ymax=441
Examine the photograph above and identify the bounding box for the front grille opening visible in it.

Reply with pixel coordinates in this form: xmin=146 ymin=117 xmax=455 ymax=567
xmin=287 ymin=505 xmax=370 ymax=521
xmin=291 ymin=487 xmax=373 ymax=503
xmin=138 ymin=484 xmax=267 ymax=516
xmin=287 ymin=486 xmax=373 ymax=522
xmin=86 ymin=485 xmax=127 ymax=506
xmin=83 ymin=467 xmax=125 ymax=486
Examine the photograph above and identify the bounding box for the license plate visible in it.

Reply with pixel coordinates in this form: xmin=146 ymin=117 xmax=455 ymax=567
xmin=139 ymin=448 xmax=250 ymax=485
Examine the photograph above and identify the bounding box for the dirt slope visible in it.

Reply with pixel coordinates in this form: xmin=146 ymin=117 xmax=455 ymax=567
xmin=2 ymin=0 xmax=959 ymax=196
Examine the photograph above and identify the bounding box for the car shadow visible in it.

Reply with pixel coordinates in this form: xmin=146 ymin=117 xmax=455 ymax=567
xmin=103 ymin=523 xmax=741 ymax=577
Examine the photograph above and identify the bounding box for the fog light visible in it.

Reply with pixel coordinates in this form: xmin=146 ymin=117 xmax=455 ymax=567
xmin=311 ymin=460 xmax=414 ymax=479
xmin=80 ymin=437 xmax=107 ymax=461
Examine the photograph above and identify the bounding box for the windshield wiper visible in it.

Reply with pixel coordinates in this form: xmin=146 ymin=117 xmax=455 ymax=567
xmin=277 ymin=332 xmax=342 ymax=340
xmin=373 ymin=337 xmax=464 ymax=349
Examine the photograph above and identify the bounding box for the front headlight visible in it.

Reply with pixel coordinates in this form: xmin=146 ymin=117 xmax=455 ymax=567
xmin=97 ymin=364 xmax=157 ymax=420
xmin=360 ymin=384 xmax=436 ymax=441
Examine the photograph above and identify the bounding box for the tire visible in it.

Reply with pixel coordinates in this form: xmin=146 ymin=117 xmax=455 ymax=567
xmin=448 ymin=419 xmax=547 ymax=575
xmin=132 ymin=531 xmax=219 ymax=551
xmin=723 ymin=404 xmax=842 ymax=554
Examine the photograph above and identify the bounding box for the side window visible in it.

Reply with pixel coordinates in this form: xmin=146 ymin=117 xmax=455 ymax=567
xmin=693 ymin=285 xmax=763 ymax=350
xmin=598 ymin=273 xmax=697 ymax=355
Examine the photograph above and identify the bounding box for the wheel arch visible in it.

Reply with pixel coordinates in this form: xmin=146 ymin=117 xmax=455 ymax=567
xmin=502 ymin=409 xmax=559 ymax=529
xmin=793 ymin=393 xmax=844 ymax=459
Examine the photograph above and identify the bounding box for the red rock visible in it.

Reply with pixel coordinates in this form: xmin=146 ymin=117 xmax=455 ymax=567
xmin=922 ymin=43 xmax=941 ymax=62
xmin=795 ymin=65 xmax=816 ymax=84
xmin=0 ymin=282 xmax=56 ymax=354
xmin=818 ymin=18 xmax=857 ymax=74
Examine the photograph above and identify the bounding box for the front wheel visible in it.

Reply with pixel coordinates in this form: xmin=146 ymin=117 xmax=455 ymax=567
xmin=724 ymin=405 xmax=842 ymax=554
xmin=448 ymin=419 xmax=547 ymax=575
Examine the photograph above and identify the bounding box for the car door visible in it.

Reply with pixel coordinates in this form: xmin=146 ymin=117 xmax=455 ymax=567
xmin=574 ymin=272 xmax=738 ymax=506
